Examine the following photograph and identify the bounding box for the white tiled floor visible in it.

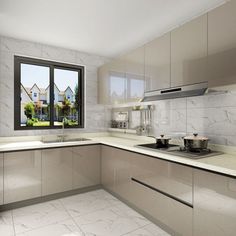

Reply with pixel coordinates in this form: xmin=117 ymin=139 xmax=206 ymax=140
xmin=0 ymin=189 xmax=170 ymax=236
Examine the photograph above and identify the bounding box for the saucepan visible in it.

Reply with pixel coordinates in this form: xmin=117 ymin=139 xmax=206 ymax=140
xmin=149 ymin=134 xmax=171 ymax=148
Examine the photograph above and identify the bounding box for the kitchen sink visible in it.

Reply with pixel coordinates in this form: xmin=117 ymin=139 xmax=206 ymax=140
xmin=42 ymin=138 xmax=91 ymax=143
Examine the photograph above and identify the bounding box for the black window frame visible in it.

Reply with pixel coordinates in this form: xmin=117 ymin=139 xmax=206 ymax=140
xmin=14 ymin=55 xmax=84 ymax=130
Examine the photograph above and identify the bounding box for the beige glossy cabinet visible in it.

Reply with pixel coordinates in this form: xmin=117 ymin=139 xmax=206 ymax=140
xmin=42 ymin=148 xmax=73 ymax=195
xmin=4 ymin=150 xmax=42 ymax=204
xmin=171 ymin=14 xmax=208 ymax=87
xmin=101 ymin=146 xmax=193 ymax=236
xmin=208 ymin=0 xmax=236 ymax=87
xmin=101 ymin=146 xmax=116 ymax=192
xmin=194 ymin=169 xmax=236 ymax=236
xmin=131 ymin=153 xmax=193 ymax=204
xmin=145 ymin=33 xmax=171 ymax=91
xmin=98 ymin=47 xmax=145 ymax=104
xmin=98 ymin=57 xmax=126 ymax=104
xmin=0 ymin=154 xmax=3 ymax=205
xmin=130 ymin=152 xmax=193 ymax=236
xmin=72 ymin=145 xmax=101 ymax=189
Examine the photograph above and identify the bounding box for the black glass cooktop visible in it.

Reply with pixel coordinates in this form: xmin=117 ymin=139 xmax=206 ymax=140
xmin=136 ymin=143 xmax=222 ymax=159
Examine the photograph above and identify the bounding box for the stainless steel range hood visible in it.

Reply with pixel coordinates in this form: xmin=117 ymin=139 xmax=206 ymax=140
xmin=142 ymin=82 xmax=208 ymax=102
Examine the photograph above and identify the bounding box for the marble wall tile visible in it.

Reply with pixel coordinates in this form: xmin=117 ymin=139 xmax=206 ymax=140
xmin=0 ymin=35 xmax=110 ymax=137
xmin=150 ymin=91 xmax=236 ymax=146
xmin=0 ymin=36 xmax=42 ymax=57
xmin=41 ymin=45 xmax=76 ymax=64
xmin=76 ymin=51 xmax=110 ymax=67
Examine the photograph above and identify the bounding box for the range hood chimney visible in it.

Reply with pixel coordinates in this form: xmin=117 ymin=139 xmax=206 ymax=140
xmin=142 ymin=82 xmax=208 ymax=102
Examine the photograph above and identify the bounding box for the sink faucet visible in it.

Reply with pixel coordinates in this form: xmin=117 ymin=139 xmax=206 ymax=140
xmin=58 ymin=117 xmax=66 ymax=142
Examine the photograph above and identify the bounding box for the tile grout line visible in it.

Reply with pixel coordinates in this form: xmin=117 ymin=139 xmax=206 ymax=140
xmin=11 ymin=210 xmax=16 ymax=236
xmin=59 ymin=198 xmax=86 ymax=236
xmin=120 ymin=222 xmax=153 ymax=236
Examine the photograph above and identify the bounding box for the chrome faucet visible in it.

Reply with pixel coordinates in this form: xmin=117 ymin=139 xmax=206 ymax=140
xmin=58 ymin=117 xmax=66 ymax=142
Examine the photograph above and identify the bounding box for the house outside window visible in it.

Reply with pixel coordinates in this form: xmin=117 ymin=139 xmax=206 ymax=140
xmin=14 ymin=56 xmax=84 ymax=129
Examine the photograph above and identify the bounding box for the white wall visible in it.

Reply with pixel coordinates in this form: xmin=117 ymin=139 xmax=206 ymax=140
xmin=0 ymin=35 xmax=111 ymax=136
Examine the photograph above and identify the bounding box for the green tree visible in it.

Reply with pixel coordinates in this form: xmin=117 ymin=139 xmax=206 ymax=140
xmin=74 ymin=84 xmax=79 ymax=110
xmin=61 ymin=97 xmax=71 ymax=117
xmin=24 ymin=102 xmax=35 ymax=119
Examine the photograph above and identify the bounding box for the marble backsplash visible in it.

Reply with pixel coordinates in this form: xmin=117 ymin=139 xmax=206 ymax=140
xmin=151 ymin=90 xmax=236 ymax=146
xmin=0 ymin=35 xmax=111 ymax=137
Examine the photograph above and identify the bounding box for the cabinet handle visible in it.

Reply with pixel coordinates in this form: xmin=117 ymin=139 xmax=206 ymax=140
xmin=131 ymin=177 xmax=193 ymax=208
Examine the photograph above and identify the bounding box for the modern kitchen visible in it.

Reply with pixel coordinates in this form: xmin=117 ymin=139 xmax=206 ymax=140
xmin=0 ymin=0 xmax=236 ymax=235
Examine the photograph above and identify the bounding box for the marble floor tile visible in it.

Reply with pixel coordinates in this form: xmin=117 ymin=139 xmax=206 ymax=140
xmin=12 ymin=200 xmax=71 ymax=234
xmin=16 ymin=219 xmax=84 ymax=236
xmin=73 ymin=203 xmax=150 ymax=236
xmin=124 ymin=223 xmax=171 ymax=236
xmin=60 ymin=189 xmax=120 ymax=218
xmin=0 ymin=210 xmax=15 ymax=236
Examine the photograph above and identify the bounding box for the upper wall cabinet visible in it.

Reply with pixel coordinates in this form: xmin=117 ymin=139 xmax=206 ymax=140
xmin=98 ymin=57 xmax=126 ymax=104
xmin=98 ymin=47 xmax=145 ymax=104
xmin=125 ymin=46 xmax=145 ymax=102
xmin=208 ymin=0 xmax=236 ymax=87
xmin=145 ymin=33 xmax=171 ymax=91
xmin=171 ymin=14 xmax=208 ymax=87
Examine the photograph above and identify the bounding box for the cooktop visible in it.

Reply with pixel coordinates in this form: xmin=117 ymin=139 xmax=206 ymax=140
xmin=136 ymin=143 xmax=222 ymax=159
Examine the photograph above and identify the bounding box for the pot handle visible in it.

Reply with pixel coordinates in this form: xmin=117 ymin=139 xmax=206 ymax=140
xmin=193 ymin=133 xmax=198 ymax=137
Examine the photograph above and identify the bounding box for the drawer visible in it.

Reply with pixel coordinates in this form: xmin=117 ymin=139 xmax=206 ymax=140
xmin=130 ymin=179 xmax=193 ymax=236
xmin=131 ymin=153 xmax=193 ymax=205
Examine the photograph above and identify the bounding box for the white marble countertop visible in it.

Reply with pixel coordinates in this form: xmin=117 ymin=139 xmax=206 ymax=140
xmin=0 ymin=134 xmax=236 ymax=178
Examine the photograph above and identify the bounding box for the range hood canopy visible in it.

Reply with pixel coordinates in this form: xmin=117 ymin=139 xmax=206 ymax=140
xmin=142 ymin=82 xmax=208 ymax=102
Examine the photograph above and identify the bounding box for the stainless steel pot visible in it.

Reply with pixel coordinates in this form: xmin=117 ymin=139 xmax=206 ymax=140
xmin=149 ymin=135 xmax=171 ymax=148
xmin=183 ymin=133 xmax=209 ymax=151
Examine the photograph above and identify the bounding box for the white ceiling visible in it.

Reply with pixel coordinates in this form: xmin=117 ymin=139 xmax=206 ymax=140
xmin=0 ymin=0 xmax=226 ymax=58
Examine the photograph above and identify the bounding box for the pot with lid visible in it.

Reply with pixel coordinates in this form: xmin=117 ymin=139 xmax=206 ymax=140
xmin=183 ymin=133 xmax=209 ymax=151
xmin=149 ymin=134 xmax=171 ymax=148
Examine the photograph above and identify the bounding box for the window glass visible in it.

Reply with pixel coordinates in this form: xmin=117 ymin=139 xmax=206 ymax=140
xmin=20 ymin=63 xmax=50 ymax=127
xmin=54 ymin=68 xmax=79 ymax=127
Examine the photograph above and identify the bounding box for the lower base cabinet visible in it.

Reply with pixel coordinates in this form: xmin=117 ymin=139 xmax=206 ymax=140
xmin=42 ymin=148 xmax=73 ymax=195
xmin=101 ymin=146 xmax=193 ymax=236
xmin=4 ymin=150 xmax=42 ymax=204
xmin=0 ymin=154 xmax=3 ymax=205
xmin=193 ymin=169 xmax=236 ymax=236
xmin=72 ymin=145 xmax=101 ymax=189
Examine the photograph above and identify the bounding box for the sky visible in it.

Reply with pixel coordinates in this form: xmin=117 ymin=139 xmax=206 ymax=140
xmin=21 ymin=64 xmax=78 ymax=91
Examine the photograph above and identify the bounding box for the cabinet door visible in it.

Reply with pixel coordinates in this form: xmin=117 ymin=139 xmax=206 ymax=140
xmin=208 ymin=0 xmax=236 ymax=87
xmin=42 ymin=148 xmax=73 ymax=195
xmin=171 ymin=14 xmax=207 ymax=87
xmin=4 ymin=150 xmax=41 ymax=204
xmin=194 ymin=169 xmax=236 ymax=236
xmin=0 ymin=154 xmax=3 ymax=205
xmin=145 ymin=33 xmax=171 ymax=91
xmin=98 ymin=57 xmax=126 ymax=104
xmin=125 ymin=46 xmax=145 ymax=102
xmin=72 ymin=145 xmax=101 ymax=189
xmin=101 ymin=146 xmax=116 ymax=192
xmin=112 ymin=148 xmax=133 ymax=201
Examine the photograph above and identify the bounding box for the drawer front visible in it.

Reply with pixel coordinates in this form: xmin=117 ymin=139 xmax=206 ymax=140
xmin=131 ymin=153 xmax=193 ymax=205
xmin=130 ymin=179 xmax=193 ymax=236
